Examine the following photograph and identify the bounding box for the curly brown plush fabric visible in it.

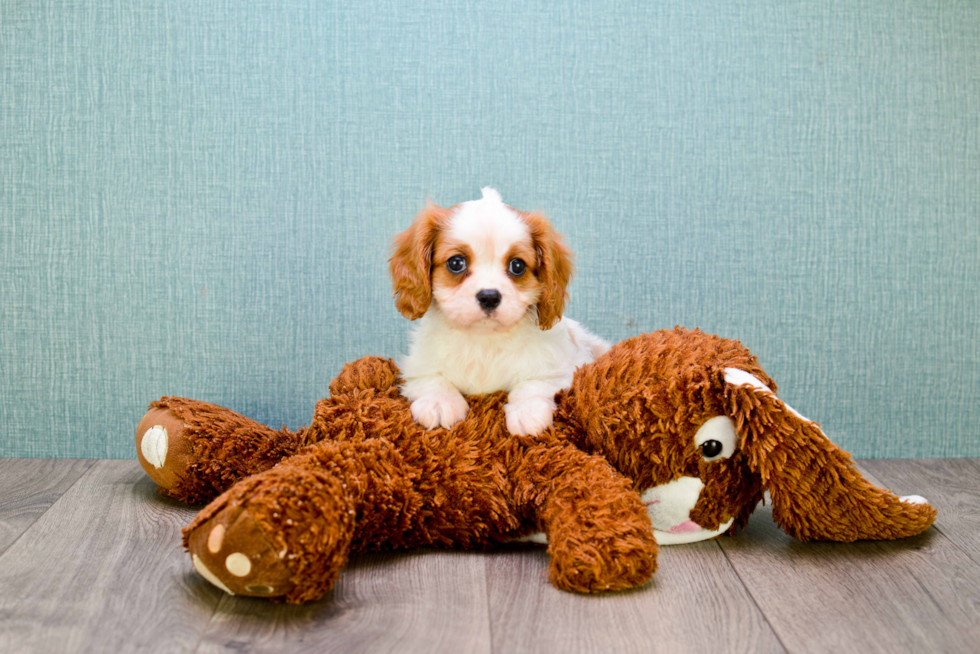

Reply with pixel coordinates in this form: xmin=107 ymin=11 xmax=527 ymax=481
xmin=136 ymin=327 xmax=936 ymax=603
xmin=174 ymin=381 xmax=658 ymax=602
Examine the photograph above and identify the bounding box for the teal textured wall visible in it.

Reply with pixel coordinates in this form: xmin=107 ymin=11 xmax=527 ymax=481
xmin=2 ymin=1 xmax=978 ymax=459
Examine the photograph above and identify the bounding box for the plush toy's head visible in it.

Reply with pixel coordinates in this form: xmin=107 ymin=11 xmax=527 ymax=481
xmin=559 ymin=328 xmax=936 ymax=544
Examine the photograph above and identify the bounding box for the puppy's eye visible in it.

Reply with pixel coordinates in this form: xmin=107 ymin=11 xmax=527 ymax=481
xmin=446 ymin=256 xmax=467 ymax=274
xmin=508 ymin=258 xmax=527 ymax=277
xmin=700 ymin=440 xmax=723 ymax=459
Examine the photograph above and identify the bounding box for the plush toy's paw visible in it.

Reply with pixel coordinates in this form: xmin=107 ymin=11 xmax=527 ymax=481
xmin=530 ymin=451 xmax=660 ymax=593
xmin=548 ymin=533 xmax=658 ymax=593
xmin=136 ymin=398 xmax=310 ymax=505
xmin=504 ymin=396 xmax=556 ymax=436
xmin=183 ymin=448 xmax=365 ymax=603
xmin=411 ymin=390 xmax=469 ymax=430
xmin=186 ymin=504 xmax=296 ymax=599
xmin=135 ymin=406 xmax=195 ymax=492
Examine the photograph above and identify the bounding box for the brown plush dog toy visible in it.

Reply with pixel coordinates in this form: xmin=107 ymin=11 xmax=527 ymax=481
xmin=135 ymin=328 xmax=936 ymax=603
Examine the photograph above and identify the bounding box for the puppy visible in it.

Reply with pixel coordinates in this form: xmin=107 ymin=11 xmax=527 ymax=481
xmin=389 ymin=187 xmax=609 ymax=436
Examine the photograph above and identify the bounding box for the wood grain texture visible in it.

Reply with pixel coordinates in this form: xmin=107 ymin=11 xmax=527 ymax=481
xmin=0 ymin=458 xmax=95 ymax=555
xmin=194 ymin=550 xmax=493 ymax=654
xmin=861 ymin=459 xmax=980 ymax=567
xmin=717 ymin=469 xmax=980 ymax=654
xmin=486 ymin=544 xmax=785 ymax=654
xmin=2 ymin=458 xmax=978 ymax=653
xmin=0 ymin=460 xmax=222 ymax=654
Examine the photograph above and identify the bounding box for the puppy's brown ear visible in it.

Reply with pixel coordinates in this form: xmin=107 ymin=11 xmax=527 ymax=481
xmin=523 ymin=211 xmax=574 ymax=330
xmin=722 ymin=369 xmax=936 ymax=541
xmin=389 ymin=202 xmax=448 ymax=320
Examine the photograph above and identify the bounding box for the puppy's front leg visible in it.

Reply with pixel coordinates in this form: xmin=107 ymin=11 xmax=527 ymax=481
xmin=505 ymin=377 xmax=569 ymax=436
xmin=401 ymin=375 xmax=469 ymax=430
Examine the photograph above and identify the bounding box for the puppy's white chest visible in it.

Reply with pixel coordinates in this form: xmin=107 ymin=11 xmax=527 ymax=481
xmin=438 ymin=340 xmax=521 ymax=395
xmin=400 ymin=311 xmax=599 ymax=398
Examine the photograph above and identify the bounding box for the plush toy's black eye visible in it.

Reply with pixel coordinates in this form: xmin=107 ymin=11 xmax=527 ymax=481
xmin=701 ymin=440 xmax=723 ymax=458
xmin=446 ymin=256 xmax=467 ymax=274
xmin=508 ymin=258 xmax=526 ymax=277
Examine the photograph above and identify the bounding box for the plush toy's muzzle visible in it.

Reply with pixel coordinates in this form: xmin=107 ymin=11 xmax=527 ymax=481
xmin=642 ymin=476 xmax=736 ymax=544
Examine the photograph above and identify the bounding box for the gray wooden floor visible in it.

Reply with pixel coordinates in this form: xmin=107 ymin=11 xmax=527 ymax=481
xmin=1 ymin=459 xmax=978 ymax=654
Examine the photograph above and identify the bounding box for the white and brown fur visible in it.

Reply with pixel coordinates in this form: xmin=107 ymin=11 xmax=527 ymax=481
xmin=389 ymin=188 xmax=609 ymax=436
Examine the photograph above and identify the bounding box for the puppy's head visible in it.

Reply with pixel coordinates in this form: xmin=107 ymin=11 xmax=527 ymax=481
xmin=389 ymin=188 xmax=573 ymax=330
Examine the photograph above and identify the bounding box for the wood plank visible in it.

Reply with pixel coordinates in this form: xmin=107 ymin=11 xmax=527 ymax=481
xmin=0 ymin=459 xmax=95 ymax=555
xmin=717 ymin=473 xmax=980 ymax=654
xmin=0 ymin=460 xmax=223 ymax=654
xmin=487 ymin=542 xmax=785 ymax=654
xmin=194 ymin=550 xmax=493 ymax=654
xmin=2 ymin=458 xmax=975 ymax=653
xmin=861 ymin=459 xmax=980 ymax=567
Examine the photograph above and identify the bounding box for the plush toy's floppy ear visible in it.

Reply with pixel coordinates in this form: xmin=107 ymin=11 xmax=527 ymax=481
xmin=389 ymin=202 xmax=448 ymax=320
xmin=721 ymin=368 xmax=936 ymax=541
xmin=521 ymin=211 xmax=574 ymax=330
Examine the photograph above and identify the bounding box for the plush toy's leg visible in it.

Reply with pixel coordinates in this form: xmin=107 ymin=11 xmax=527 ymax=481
xmin=137 ymin=358 xmax=401 ymax=505
xmin=183 ymin=438 xmax=413 ymax=603
xmin=329 ymin=356 xmax=402 ymax=396
xmin=135 ymin=397 xmax=308 ymax=505
xmin=514 ymin=440 xmax=659 ymax=593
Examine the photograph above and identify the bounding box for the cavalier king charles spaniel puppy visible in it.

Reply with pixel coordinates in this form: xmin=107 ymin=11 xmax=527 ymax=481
xmin=389 ymin=187 xmax=609 ymax=436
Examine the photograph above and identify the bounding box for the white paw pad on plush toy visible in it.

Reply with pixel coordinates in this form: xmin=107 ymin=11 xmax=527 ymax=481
xmin=140 ymin=425 xmax=168 ymax=469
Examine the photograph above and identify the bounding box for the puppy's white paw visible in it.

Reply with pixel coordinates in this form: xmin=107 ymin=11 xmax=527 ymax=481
xmin=505 ymin=396 xmax=556 ymax=436
xmin=411 ymin=390 xmax=469 ymax=430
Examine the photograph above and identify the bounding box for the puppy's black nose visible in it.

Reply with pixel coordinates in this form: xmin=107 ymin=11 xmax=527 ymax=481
xmin=476 ymin=289 xmax=502 ymax=312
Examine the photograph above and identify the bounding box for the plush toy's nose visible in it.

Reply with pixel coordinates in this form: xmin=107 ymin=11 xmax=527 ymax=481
xmin=476 ymin=289 xmax=502 ymax=312
xmin=640 ymin=476 xmax=735 ymax=545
